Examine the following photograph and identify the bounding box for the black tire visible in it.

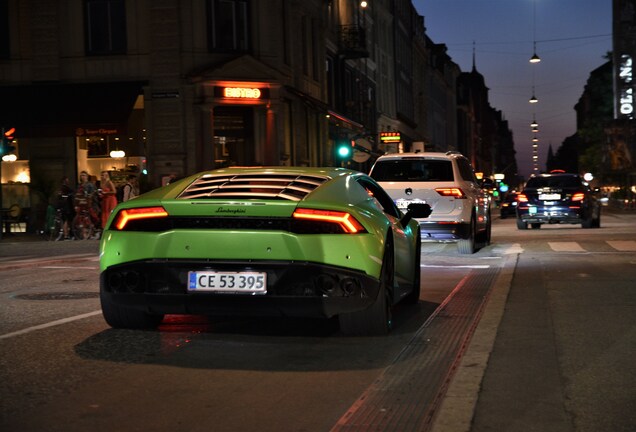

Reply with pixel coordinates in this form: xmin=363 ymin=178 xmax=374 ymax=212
xmin=339 ymin=242 xmax=393 ymax=336
xmin=592 ymin=211 xmax=601 ymax=228
xmin=404 ymin=231 xmax=421 ymax=305
xmin=73 ymin=215 xmax=94 ymax=240
xmin=531 ymin=223 xmax=541 ymax=229
xmin=100 ymin=290 xmax=164 ymax=329
xmin=458 ymin=217 xmax=476 ymax=254
xmin=49 ymin=217 xmax=63 ymax=241
xmin=516 ymin=218 xmax=528 ymax=230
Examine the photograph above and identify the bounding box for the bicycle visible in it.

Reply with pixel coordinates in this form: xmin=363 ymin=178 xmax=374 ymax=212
xmin=72 ymin=193 xmax=99 ymax=240
xmin=48 ymin=207 xmax=65 ymax=241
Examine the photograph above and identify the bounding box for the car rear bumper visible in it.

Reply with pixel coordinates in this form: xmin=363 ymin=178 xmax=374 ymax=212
xmin=417 ymin=221 xmax=471 ymax=241
xmin=517 ymin=206 xmax=583 ymax=224
xmin=100 ymin=260 xmax=380 ymax=318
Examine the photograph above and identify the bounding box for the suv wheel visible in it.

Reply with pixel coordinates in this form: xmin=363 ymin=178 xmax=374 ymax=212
xmin=516 ymin=218 xmax=528 ymax=230
xmin=457 ymin=217 xmax=476 ymax=254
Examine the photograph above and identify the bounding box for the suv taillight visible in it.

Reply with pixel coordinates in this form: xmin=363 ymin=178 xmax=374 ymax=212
xmin=435 ymin=188 xmax=466 ymax=199
xmin=517 ymin=193 xmax=529 ymax=203
xmin=571 ymin=192 xmax=585 ymax=202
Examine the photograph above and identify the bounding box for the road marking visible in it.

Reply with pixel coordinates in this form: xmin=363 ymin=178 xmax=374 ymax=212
xmin=0 ymin=310 xmax=102 ymax=340
xmin=548 ymin=242 xmax=586 ymax=252
xmin=607 ymin=240 xmax=636 ymax=251
xmin=41 ymin=266 xmax=98 ymax=269
xmin=491 ymin=243 xmax=524 ymax=254
xmin=422 ymin=264 xmax=490 ymax=269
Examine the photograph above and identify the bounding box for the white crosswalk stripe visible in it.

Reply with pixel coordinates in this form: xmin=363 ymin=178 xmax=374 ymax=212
xmin=606 ymin=240 xmax=636 ymax=251
xmin=548 ymin=242 xmax=586 ymax=252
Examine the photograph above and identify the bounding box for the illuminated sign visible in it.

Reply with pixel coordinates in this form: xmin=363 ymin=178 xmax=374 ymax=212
xmin=618 ymin=54 xmax=633 ymax=119
xmin=213 ymin=85 xmax=270 ymax=101
xmin=223 ymin=87 xmax=262 ymax=99
xmin=380 ymin=132 xmax=401 ymax=142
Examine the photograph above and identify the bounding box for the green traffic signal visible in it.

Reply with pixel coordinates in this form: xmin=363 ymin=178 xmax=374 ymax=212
xmin=336 ymin=140 xmax=353 ymax=160
xmin=1 ymin=127 xmax=17 ymax=157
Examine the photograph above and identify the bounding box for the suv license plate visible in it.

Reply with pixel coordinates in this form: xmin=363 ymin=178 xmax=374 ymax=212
xmin=188 ymin=271 xmax=267 ymax=294
xmin=539 ymin=193 xmax=560 ymax=200
xmin=528 ymin=206 xmax=537 ymax=214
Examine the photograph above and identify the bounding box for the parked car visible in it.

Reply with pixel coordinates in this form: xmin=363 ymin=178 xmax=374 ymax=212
xmin=369 ymin=151 xmax=491 ymax=254
xmin=516 ymin=172 xmax=601 ymax=229
xmin=99 ymin=167 xmax=431 ymax=336
xmin=499 ymin=192 xmax=519 ymax=219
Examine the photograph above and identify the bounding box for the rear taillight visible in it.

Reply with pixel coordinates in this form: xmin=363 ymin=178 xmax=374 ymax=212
xmin=571 ymin=192 xmax=585 ymax=202
xmin=435 ymin=188 xmax=466 ymax=199
xmin=517 ymin=193 xmax=529 ymax=203
xmin=292 ymin=208 xmax=366 ymax=234
xmin=113 ymin=207 xmax=169 ymax=230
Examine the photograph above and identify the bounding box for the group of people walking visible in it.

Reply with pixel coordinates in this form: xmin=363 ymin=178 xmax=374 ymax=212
xmin=54 ymin=170 xmax=139 ymax=240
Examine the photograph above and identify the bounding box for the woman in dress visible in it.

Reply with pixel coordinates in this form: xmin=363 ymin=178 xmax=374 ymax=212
xmin=99 ymin=171 xmax=118 ymax=229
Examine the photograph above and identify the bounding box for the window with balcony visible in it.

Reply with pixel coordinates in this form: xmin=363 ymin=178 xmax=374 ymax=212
xmin=84 ymin=0 xmax=127 ymax=55
xmin=0 ymin=0 xmax=10 ymax=59
xmin=206 ymin=0 xmax=250 ymax=53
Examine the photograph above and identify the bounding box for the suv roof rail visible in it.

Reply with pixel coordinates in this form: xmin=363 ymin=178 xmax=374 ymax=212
xmin=445 ymin=151 xmax=462 ymax=156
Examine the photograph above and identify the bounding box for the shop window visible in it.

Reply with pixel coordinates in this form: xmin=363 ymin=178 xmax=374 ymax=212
xmin=206 ymin=0 xmax=250 ymax=53
xmin=84 ymin=0 xmax=127 ymax=55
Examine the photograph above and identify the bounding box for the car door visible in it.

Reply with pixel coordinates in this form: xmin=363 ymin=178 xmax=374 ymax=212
xmin=358 ymin=177 xmax=415 ymax=299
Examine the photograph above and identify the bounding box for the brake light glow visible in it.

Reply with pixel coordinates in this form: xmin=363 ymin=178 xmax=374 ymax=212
xmin=435 ymin=188 xmax=465 ymax=198
xmin=114 ymin=207 xmax=169 ymax=230
xmin=571 ymin=193 xmax=585 ymax=202
xmin=517 ymin=193 xmax=529 ymax=203
xmin=292 ymin=208 xmax=365 ymax=233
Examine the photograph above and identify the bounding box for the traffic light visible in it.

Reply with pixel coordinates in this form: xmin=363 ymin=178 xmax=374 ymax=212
xmin=1 ymin=127 xmax=16 ymax=157
xmin=335 ymin=139 xmax=353 ymax=162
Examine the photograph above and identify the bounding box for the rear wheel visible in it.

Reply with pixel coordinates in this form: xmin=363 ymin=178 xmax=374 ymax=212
xmin=516 ymin=218 xmax=528 ymax=230
xmin=458 ymin=217 xmax=476 ymax=254
xmin=100 ymin=290 xmax=164 ymax=329
xmin=73 ymin=214 xmax=94 ymax=240
xmin=339 ymin=242 xmax=393 ymax=336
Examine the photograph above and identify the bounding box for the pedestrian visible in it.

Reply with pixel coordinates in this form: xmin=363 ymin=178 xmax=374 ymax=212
xmin=75 ymin=170 xmax=100 ymax=234
xmin=56 ymin=176 xmax=75 ymax=239
xmin=99 ymin=171 xmax=118 ymax=229
xmin=122 ymin=174 xmax=139 ymax=202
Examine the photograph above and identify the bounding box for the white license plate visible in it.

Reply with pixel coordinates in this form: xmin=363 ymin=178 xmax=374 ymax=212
xmin=188 ymin=271 xmax=267 ymax=294
xmin=539 ymin=193 xmax=560 ymax=200
xmin=395 ymin=198 xmax=426 ymax=210
xmin=529 ymin=206 xmax=537 ymax=214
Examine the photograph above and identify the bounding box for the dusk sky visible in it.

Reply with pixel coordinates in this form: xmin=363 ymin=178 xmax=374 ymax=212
xmin=412 ymin=0 xmax=613 ymax=179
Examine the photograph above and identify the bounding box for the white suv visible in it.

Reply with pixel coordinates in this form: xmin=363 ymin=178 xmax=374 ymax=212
xmin=369 ymin=151 xmax=491 ymax=254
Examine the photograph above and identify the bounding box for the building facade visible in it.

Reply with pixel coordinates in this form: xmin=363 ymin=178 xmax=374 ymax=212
xmin=0 ymin=0 xmax=514 ymax=231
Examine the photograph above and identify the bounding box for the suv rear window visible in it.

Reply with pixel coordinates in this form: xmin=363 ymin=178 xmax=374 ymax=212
xmin=525 ymin=176 xmax=581 ymax=188
xmin=370 ymin=159 xmax=454 ymax=182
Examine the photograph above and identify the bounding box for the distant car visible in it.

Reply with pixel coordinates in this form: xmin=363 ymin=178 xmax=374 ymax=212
xmin=516 ymin=172 xmax=601 ymax=229
xmin=99 ymin=167 xmax=431 ymax=336
xmin=499 ymin=192 xmax=519 ymax=219
xmin=369 ymin=151 xmax=491 ymax=254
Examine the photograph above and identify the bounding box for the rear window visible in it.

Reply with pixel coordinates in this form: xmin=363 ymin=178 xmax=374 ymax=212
xmin=525 ymin=175 xmax=581 ymax=188
xmin=370 ymin=159 xmax=454 ymax=182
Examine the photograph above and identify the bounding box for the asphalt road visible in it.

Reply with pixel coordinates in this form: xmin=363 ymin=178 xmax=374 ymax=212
xmin=1 ymin=208 xmax=635 ymax=431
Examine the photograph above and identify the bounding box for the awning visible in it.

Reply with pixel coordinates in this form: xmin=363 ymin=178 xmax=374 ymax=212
xmin=0 ymin=81 xmax=146 ymax=137
xmin=282 ymin=85 xmax=365 ymax=133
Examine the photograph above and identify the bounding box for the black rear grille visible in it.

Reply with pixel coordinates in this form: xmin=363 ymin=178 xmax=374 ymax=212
xmin=178 ymin=173 xmax=330 ymax=201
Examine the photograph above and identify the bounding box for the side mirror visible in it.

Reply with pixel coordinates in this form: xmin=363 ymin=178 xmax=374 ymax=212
xmin=400 ymin=203 xmax=432 ymax=225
